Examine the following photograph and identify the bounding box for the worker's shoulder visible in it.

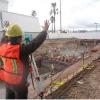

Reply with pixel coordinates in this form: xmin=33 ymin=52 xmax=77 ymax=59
xmin=20 ymin=43 xmax=29 ymax=56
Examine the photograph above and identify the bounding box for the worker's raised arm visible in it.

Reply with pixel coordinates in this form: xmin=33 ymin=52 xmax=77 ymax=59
xmin=21 ymin=20 xmax=50 ymax=55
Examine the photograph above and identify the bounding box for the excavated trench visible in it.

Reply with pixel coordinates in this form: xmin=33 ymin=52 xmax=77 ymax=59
xmin=35 ymin=40 xmax=95 ymax=80
xmin=46 ymin=58 xmax=100 ymax=99
xmin=27 ymin=39 xmax=100 ymax=99
xmin=45 ymin=59 xmax=97 ymax=99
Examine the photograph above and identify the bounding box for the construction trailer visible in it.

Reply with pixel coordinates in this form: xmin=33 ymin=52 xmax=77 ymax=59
xmin=0 ymin=11 xmax=41 ymax=40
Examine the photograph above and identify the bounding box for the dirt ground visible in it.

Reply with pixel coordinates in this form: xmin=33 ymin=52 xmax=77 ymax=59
xmin=46 ymin=58 xmax=100 ymax=99
xmin=0 ymin=39 xmax=99 ymax=99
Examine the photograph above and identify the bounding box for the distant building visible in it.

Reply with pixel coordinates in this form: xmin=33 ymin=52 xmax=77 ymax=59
xmin=0 ymin=0 xmax=41 ymax=39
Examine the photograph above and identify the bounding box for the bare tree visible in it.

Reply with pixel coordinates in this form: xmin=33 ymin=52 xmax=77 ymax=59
xmin=50 ymin=16 xmax=54 ymax=33
xmin=31 ymin=10 xmax=37 ymax=17
xmin=3 ymin=20 xmax=10 ymax=27
xmin=50 ymin=2 xmax=58 ymax=33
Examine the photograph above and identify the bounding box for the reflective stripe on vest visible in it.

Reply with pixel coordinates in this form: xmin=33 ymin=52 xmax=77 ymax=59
xmin=0 ymin=57 xmax=23 ymax=85
xmin=11 ymin=59 xmax=18 ymax=74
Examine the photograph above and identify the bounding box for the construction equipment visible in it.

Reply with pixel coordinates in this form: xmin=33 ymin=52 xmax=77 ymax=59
xmin=30 ymin=55 xmax=44 ymax=99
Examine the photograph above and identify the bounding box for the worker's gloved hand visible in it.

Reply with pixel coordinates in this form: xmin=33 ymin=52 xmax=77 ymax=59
xmin=42 ymin=20 xmax=50 ymax=32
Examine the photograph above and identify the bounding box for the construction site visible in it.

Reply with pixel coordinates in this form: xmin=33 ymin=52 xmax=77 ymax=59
xmin=27 ymin=38 xmax=100 ymax=99
xmin=0 ymin=0 xmax=100 ymax=99
xmin=0 ymin=37 xmax=100 ymax=99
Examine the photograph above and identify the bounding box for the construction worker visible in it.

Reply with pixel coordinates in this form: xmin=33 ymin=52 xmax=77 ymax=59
xmin=0 ymin=20 xmax=49 ymax=99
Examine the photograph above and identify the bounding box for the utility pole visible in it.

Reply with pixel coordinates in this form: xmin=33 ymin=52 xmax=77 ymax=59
xmin=52 ymin=2 xmax=56 ymax=33
xmin=60 ymin=0 xmax=62 ymax=33
xmin=94 ymin=23 xmax=98 ymax=32
xmin=0 ymin=13 xmax=3 ymax=28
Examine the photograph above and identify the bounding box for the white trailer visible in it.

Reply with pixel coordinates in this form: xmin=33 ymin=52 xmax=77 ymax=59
xmin=0 ymin=11 xmax=41 ymax=39
xmin=1 ymin=11 xmax=41 ymax=32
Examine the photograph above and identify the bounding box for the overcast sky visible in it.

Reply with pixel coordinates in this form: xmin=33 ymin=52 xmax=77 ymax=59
xmin=8 ymin=0 xmax=100 ymax=30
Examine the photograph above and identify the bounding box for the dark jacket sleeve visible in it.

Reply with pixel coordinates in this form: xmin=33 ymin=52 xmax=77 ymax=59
xmin=20 ymin=31 xmax=47 ymax=56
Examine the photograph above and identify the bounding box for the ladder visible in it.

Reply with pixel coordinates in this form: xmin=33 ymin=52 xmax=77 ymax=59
xmin=30 ymin=55 xmax=44 ymax=99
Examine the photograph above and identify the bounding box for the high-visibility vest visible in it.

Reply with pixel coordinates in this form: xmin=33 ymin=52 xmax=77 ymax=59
xmin=0 ymin=44 xmax=24 ymax=85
